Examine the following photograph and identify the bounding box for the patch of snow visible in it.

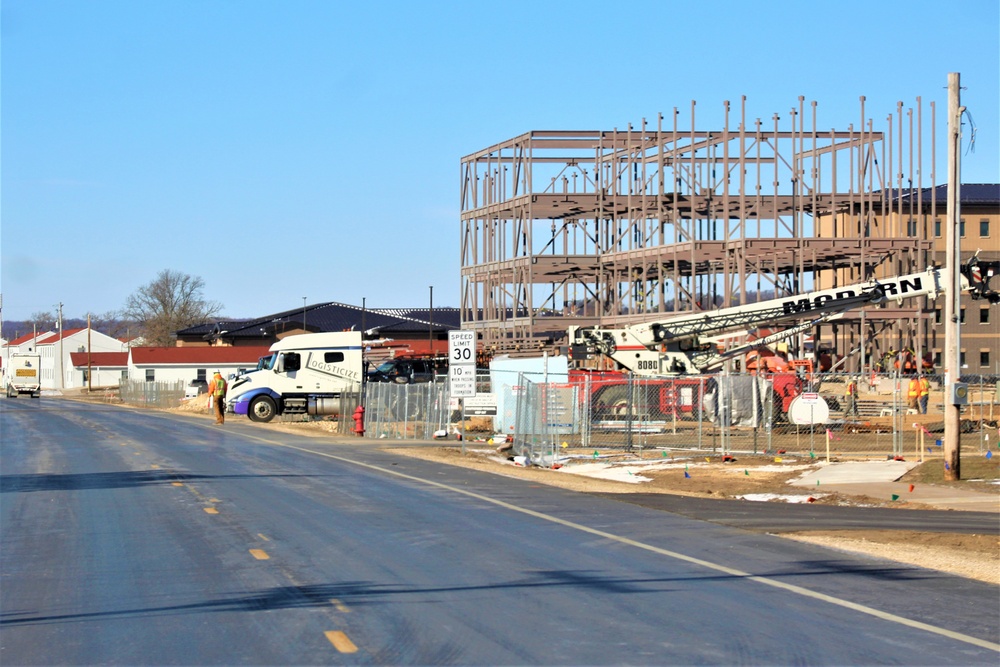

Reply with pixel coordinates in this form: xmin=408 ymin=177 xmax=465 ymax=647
xmin=556 ymin=464 xmax=652 ymax=483
xmin=737 ymin=493 xmax=828 ymax=503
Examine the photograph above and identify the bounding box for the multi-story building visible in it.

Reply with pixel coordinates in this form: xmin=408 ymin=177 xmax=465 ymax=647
xmin=813 ymin=183 xmax=999 ymax=375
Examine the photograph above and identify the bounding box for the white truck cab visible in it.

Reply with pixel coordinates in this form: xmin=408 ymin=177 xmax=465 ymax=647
xmin=227 ymin=332 xmax=363 ymax=422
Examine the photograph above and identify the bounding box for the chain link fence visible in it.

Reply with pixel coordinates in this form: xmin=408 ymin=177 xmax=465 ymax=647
xmin=120 ymin=371 xmax=998 ymax=458
xmin=506 ymin=371 xmax=999 ymax=463
xmin=119 ymin=380 xmax=187 ymax=409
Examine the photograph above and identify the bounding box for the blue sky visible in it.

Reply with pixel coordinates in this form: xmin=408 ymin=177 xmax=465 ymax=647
xmin=2 ymin=0 xmax=998 ymax=322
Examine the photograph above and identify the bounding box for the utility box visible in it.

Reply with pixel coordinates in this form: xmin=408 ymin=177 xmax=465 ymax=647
xmin=950 ymin=382 xmax=969 ymax=405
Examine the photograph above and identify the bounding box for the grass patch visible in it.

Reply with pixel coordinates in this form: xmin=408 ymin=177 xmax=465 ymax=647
xmin=900 ymin=455 xmax=999 ymax=493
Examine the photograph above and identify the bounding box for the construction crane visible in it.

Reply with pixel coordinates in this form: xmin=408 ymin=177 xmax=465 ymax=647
xmin=569 ymin=260 xmax=998 ymax=376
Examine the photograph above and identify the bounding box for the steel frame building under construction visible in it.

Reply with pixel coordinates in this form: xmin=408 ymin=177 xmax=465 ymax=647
xmin=460 ymin=96 xmax=943 ymax=372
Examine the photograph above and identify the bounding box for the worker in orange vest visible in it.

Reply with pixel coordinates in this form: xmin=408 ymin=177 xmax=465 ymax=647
xmin=844 ymin=377 xmax=859 ymax=418
xmin=207 ymin=371 xmax=228 ymax=424
xmin=907 ymin=376 xmax=920 ymax=412
xmin=918 ymin=374 xmax=931 ymax=414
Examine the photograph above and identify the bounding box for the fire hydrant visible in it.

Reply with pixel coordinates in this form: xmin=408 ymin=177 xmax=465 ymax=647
xmin=352 ymin=405 xmax=365 ymax=436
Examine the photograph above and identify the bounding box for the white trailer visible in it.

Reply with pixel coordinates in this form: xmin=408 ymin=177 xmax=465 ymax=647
xmin=226 ymin=332 xmax=363 ymax=423
xmin=5 ymin=354 xmax=42 ymax=398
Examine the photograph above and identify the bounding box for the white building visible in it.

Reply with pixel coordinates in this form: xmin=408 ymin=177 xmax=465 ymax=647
xmin=69 ymin=352 xmax=129 ymax=389
xmin=127 ymin=346 xmax=271 ymax=386
xmin=36 ymin=328 xmax=129 ymax=389
xmin=2 ymin=331 xmax=56 ymax=379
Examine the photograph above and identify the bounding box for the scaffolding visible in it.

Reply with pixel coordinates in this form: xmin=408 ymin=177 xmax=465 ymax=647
xmin=460 ymin=96 xmax=936 ymax=371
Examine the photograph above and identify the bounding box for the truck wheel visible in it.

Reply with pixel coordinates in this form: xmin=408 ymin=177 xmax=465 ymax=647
xmin=6 ymin=386 xmax=15 ymax=398
xmin=248 ymin=396 xmax=277 ymax=423
xmin=31 ymin=392 xmax=41 ymax=399
xmin=392 ymin=375 xmax=410 ymax=385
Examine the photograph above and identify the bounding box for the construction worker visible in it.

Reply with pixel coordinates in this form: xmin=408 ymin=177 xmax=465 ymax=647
xmin=845 ymin=377 xmax=859 ymax=418
xmin=208 ymin=371 xmax=228 ymax=424
xmin=918 ymin=374 xmax=931 ymax=414
xmin=907 ymin=375 xmax=920 ymax=412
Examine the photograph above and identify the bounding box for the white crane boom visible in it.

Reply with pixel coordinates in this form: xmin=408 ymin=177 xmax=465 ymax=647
xmin=569 ymin=263 xmax=996 ymax=376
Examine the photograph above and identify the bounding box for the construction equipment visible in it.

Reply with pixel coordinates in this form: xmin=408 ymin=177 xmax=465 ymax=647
xmin=569 ymin=265 xmax=997 ymax=378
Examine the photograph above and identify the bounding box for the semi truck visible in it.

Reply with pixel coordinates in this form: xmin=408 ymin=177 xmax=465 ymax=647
xmin=5 ymin=354 xmax=42 ymax=398
xmin=227 ymin=332 xmax=363 ymax=423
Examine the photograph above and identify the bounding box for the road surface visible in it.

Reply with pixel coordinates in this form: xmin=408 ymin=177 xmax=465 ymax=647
xmin=2 ymin=398 xmax=997 ymax=665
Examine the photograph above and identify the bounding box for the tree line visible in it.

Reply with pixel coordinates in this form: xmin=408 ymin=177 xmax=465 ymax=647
xmin=2 ymin=270 xmax=223 ymax=347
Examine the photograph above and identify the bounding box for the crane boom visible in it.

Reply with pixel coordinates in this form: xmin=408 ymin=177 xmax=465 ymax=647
xmin=569 ymin=264 xmax=996 ymax=376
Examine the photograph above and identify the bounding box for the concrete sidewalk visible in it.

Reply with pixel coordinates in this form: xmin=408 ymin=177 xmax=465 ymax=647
xmin=790 ymin=461 xmax=999 ymax=512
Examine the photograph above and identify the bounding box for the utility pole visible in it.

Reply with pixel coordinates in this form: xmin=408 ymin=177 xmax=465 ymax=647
xmin=943 ymin=72 xmax=963 ymax=480
xmin=87 ymin=314 xmax=93 ymax=393
xmin=428 ymin=286 xmax=434 ymax=355
xmin=302 ymin=297 xmax=307 ymax=331
xmin=57 ymin=302 xmax=65 ymax=390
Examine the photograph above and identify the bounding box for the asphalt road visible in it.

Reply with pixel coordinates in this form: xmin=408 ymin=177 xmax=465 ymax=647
xmin=1 ymin=398 xmax=998 ymax=665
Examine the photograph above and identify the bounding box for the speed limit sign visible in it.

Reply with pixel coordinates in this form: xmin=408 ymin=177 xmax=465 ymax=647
xmin=448 ymin=331 xmax=476 ymax=397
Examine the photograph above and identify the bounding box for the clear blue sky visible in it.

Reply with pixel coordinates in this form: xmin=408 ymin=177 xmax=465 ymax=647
xmin=2 ymin=0 xmax=998 ymax=322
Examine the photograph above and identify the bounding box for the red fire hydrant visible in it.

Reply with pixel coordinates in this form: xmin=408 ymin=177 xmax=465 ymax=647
xmin=352 ymin=405 xmax=365 ymax=436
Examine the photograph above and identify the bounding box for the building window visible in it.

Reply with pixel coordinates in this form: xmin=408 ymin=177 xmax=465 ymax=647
xmin=981 ymin=219 xmax=990 ymax=238
xmin=933 ymin=350 xmax=942 ymax=366
xmin=980 ymin=350 xmax=990 ymax=368
xmin=981 ymin=307 xmax=990 ymax=325
xmin=934 ymin=308 xmax=942 ymax=325
xmin=121 ymin=370 xmax=128 ymax=381
xmin=197 ymin=368 xmax=207 ymax=382
xmin=959 ymin=306 xmax=965 ymax=324
xmin=960 ymin=350 xmax=966 ymax=367
xmin=934 ymin=219 xmax=941 ymax=237
xmin=960 ymin=218 xmax=966 ymax=237
xmin=145 ymin=369 xmax=155 ymax=382
xmin=907 ymin=218 xmax=917 ymax=236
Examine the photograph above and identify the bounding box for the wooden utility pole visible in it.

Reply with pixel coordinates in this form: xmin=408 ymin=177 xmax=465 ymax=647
xmin=87 ymin=314 xmax=93 ymax=393
xmin=943 ymin=72 xmax=962 ymax=480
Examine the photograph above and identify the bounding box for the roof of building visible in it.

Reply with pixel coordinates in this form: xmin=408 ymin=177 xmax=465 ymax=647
xmin=35 ymin=328 xmax=86 ymax=344
xmin=176 ymin=303 xmax=461 ymax=342
xmin=129 ymin=346 xmax=272 ymax=365
xmin=889 ymin=183 xmax=1000 ymax=205
xmin=69 ymin=352 xmax=129 ymax=367
xmin=2 ymin=331 xmax=55 ymax=347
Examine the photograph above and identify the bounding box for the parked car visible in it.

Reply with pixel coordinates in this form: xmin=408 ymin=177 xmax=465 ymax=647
xmin=185 ymin=379 xmax=208 ymax=399
xmin=367 ymin=358 xmax=447 ymax=384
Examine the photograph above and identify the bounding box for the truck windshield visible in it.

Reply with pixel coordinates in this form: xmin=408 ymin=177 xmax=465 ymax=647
xmin=258 ymin=355 xmax=276 ymax=371
xmin=375 ymin=361 xmax=396 ymax=373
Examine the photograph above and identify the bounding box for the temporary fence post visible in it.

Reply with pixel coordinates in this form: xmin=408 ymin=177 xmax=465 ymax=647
xmin=698 ymin=376 xmax=704 ymax=450
xmin=672 ymin=378 xmax=678 ymax=435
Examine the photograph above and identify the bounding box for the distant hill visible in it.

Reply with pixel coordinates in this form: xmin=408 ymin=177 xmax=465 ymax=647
xmin=2 ymin=319 xmax=135 ymax=342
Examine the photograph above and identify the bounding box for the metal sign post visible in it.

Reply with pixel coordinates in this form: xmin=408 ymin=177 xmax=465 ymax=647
xmin=448 ymin=331 xmax=476 ymax=453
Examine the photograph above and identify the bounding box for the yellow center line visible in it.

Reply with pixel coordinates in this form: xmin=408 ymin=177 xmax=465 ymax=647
xmin=151 ymin=464 xmax=160 ymax=469
xmin=257 ymin=533 xmax=271 ymax=542
xmin=249 ymin=549 xmax=270 ymax=560
xmin=324 ymin=631 xmax=357 ymax=653
xmin=329 ymin=598 xmax=350 ymax=613
xmin=204 ymin=507 xmax=219 ymax=514
xmin=209 ymin=498 xmax=221 ymax=503
xmin=245 ymin=436 xmax=1000 ymax=654
xmin=171 ymin=482 xmax=184 ymax=487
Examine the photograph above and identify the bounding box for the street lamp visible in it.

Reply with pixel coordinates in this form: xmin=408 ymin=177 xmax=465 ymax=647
xmin=302 ymin=297 xmax=307 ymax=331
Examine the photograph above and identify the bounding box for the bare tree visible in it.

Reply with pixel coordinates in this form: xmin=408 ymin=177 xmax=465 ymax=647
xmin=121 ymin=270 xmax=223 ymax=346
xmin=28 ymin=311 xmax=57 ymax=332
xmin=84 ymin=310 xmax=133 ymax=341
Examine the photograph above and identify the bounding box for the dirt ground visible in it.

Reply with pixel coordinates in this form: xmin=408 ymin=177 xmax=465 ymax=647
xmin=122 ymin=395 xmax=1000 ymax=585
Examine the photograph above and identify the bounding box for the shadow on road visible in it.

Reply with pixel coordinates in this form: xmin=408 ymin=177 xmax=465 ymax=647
xmin=0 ymin=565 xmax=937 ymax=627
xmin=0 ymin=470 xmax=324 ymax=493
